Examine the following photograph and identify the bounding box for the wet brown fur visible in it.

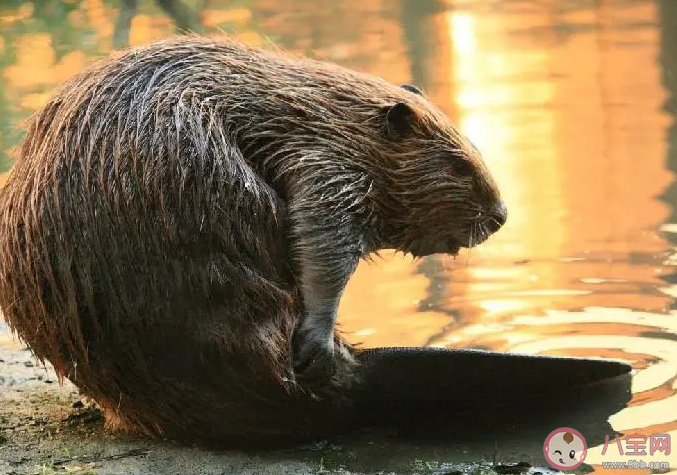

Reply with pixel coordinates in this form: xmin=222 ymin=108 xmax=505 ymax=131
xmin=0 ymin=35 xmax=503 ymax=447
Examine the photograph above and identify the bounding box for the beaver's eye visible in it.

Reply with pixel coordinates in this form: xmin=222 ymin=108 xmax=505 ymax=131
xmin=452 ymin=158 xmax=474 ymax=177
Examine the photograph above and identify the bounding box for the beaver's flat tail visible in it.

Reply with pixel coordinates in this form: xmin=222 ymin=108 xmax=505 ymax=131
xmin=345 ymin=346 xmax=632 ymax=431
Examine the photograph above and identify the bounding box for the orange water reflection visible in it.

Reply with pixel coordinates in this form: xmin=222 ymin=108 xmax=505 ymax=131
xmin=1 ymin=0 xmax=676 ymax=472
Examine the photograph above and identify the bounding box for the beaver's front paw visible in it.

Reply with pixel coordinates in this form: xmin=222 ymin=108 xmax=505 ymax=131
xmin=292 ymin=326 xmax=337 ymax=387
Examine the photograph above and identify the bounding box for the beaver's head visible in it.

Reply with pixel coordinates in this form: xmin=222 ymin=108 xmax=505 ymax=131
xmin=373 ymin=84 xmax=507 ymax=258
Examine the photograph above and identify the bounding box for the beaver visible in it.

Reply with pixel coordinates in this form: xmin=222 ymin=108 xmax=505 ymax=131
xmin=0 ymin=35 xmax=507 ymax=447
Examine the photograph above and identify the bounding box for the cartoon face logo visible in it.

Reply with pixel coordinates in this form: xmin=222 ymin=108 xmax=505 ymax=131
xmin=544 ymin=427 xmax=587 ymax=470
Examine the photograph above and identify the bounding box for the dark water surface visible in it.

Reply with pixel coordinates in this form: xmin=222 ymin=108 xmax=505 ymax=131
xmin=1 ymin=0 xmax=677 ymax=472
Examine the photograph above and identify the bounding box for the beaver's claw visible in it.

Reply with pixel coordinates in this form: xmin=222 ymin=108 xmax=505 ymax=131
xmin=292 ymin=328 xmax=337 ymax=387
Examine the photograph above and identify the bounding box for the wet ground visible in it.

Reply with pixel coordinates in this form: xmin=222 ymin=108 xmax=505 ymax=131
xmin=2 ymin=0 xmax=677 ymax=473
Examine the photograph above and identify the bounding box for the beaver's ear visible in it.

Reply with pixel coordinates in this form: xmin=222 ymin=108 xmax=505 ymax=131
xmin=384 ymin=102 xmax=417 ymax=141
xmin=400 ymin=84 xmax=423 ymax=96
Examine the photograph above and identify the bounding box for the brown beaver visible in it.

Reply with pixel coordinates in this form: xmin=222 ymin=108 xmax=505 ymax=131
xmin=0 ymin=35 xmax=506 ymax=447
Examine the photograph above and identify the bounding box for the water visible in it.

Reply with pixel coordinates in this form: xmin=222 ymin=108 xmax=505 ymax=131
xmin=1 ymin=0 xmax=676 ymax=472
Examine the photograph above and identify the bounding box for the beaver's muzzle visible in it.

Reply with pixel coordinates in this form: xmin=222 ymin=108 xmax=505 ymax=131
xmin=484 ymin=200 xmax=507 ymax=234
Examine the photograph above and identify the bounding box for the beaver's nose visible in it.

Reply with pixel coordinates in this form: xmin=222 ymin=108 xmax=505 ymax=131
xmin=484 ymin=201 xmax=507 ymax=234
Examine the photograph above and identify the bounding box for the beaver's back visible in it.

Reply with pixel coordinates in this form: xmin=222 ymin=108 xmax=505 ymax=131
xmin=0 ymin=37 xmax=362 ymax=445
